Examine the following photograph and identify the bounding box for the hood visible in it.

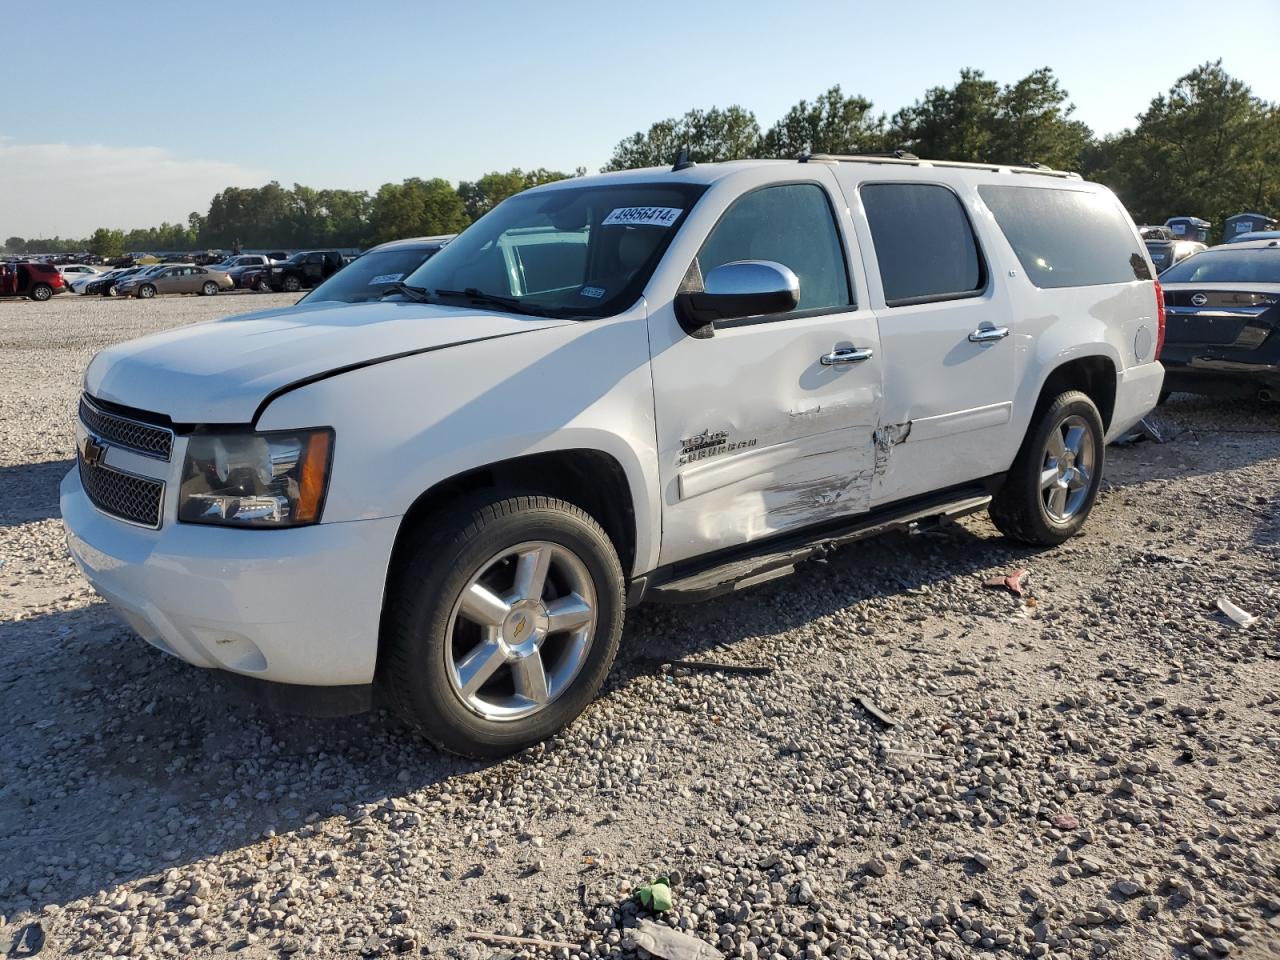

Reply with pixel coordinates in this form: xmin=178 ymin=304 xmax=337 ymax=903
xmin=85 ymin=300 xmax=572 ymax=424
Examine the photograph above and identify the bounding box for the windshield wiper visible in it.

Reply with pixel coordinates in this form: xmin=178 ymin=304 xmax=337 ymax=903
xmin=431 ymin=287 xmax=541 ymax=316
xmin=380 ymin=281 xmax=432 ymax=303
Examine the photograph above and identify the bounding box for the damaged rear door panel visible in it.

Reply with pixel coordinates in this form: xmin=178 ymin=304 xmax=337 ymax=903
xmin=835 ymin=173 xmax=1019 ymax=506
xmin=646 ymin=167 xmax=885 ymax=566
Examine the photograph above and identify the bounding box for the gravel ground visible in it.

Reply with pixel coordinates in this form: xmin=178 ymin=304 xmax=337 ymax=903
xmin=1 ymin=293 xmax=1278 ymax=960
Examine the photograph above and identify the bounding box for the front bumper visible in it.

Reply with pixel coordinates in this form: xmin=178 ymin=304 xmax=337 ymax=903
xmin=61 ymin=466 xmax=400 ymax=687
xmin=1106 ymin=361 xmax=1164 ymax=441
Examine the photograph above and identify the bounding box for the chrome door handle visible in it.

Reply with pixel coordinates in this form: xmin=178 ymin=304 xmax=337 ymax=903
xmin=820 ymin=346 xmax=874 ymax=365
xmin=968 ymin=326 xmax=1010 ymax=343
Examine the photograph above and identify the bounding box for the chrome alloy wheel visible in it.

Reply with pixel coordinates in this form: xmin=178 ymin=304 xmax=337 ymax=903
xmin=445 ymin=541 xmax=597 ymax=721
xmin=1040 ymin=414 xmax=1096 ymax=522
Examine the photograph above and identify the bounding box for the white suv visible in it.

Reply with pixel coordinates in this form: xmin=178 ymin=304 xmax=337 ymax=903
xmin=61 ymin=155 xmax=1165 ymax=757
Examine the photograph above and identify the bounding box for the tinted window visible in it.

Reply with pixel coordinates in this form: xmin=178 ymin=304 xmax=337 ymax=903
xmin=1157 ymin=249 xmax=1280 ymax=284
xmin=861 ymin=183 xmax=983 ymax=306
xmin=979 ymin=185 xmax=1150 ymax=288
xmin=696 ymin=183 xmax=850 ymax=312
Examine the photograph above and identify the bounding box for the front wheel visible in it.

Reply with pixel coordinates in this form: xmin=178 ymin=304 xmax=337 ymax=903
xmin=989 ymin=390 xmax=1104 ymax=545
xmin=255 ymin=278 xmax=271 ymax=292
xmin=137 ymin=284 xmax=156 ymax=299
xmin=380 ymin=495 xmax=624 ymax=758
xmin=201 ymin=281 xmax=218 ymax=296
xmin=281 ymin=274 xmax=301 ymax=293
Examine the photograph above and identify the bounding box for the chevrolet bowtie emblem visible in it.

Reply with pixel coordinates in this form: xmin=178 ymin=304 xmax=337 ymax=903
xmin=82 ymin=435 xmax=107 ymax=466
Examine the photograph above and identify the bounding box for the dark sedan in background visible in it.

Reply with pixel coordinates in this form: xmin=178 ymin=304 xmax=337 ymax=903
xmin=1140 ymin=225 xmax=1205 ymax=273
xmin=1158 ymin=239 xmax=1280 ymax=402
xmin=295 ymin=235 xmax=453 ymax=305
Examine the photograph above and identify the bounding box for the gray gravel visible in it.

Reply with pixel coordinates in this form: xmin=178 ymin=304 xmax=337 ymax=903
xmin=1 ymin=293 xmax=1279 ymax=960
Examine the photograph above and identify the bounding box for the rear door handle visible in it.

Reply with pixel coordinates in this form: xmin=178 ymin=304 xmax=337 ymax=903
xmin=820 ymin=346 xmax=874 ymax=365
xmin=968 ymin=326 xmax=1010 ymax=343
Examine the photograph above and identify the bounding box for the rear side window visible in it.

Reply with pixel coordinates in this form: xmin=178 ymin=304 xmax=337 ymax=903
xmin=860 ymin=183 xmax=985 ymax=307
xmin=697 ymin=183 xmax=851 ymax=313
xmin=979 ymin=185 xmax=1151 ymax=288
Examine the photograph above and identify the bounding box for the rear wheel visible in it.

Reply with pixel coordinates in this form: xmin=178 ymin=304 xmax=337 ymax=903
xmin=380 ymin=495 xmax=624 ymax=758
xmin=137 ymin=284 xmax=156 ymax=299
xmin=989 ymin=390 xmax=1104 ymax=545
xmin=29 ymin=283 xmax=52 ymax=302
xmin=201 ymin=281 xmax=218 ymax=296
xmin=281 ymin=274 xmax=301 ymax=293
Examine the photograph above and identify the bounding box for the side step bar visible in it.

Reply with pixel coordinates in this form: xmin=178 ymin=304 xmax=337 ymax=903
xmin=646 ymin=489 xmax=992 ymax=604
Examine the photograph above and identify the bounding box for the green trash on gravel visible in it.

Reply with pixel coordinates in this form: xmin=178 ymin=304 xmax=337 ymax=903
xmin=635 ymin=876 xmax=674 ymax=912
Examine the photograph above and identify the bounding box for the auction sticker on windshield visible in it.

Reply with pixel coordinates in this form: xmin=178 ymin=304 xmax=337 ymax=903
xmin=368 ymin=273 xmax=404 ymax=285
xmin=602 ymin=207 xmax=683 ymax=228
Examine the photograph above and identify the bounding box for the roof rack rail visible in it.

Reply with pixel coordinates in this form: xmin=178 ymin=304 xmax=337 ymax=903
xmin=797 ymin=153 xmax=1081 ymax=179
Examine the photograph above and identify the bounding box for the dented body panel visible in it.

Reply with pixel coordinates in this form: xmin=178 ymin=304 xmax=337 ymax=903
xmin=643 ymin=165 xmax=885 ymax=565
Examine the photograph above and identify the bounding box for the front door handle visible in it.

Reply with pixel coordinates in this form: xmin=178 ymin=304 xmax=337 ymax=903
xmin=968 ymin=326 xmax=1010 ymax=343
xmin=820 ymin=346 xmax=874 ymax=366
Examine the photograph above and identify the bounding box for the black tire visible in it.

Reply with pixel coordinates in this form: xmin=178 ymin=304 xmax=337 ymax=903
xmin=989 ymin=390 xmax=1105 ymax=546
xmin=1157 ymin=390 xmax=1172 ymax=406
xmin=201 ymin=281 xmax=218 ymax=296
xmin=29 ymin=283 xmax=52 ymax=302
xmin=281 ymin=274 xmax=301 ymax=293
xmin=255 ymin=278 xmax=271 ymax=292
xmin=380 ymin=494 xmax=624 ymax=758
xmin=137 ymin=284 xmax=156 ymax=299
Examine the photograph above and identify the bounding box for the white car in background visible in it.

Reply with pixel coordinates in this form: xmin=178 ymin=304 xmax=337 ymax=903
xmin=65 ymin=267 xmax=108 ymax=294
xmin=60 ymin=264 xmax=103 ymax=291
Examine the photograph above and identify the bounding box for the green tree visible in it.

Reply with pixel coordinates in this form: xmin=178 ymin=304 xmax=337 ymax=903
xmin=1085 ymin=61 xmax=1279 ymax=235
xmin=456 ymin=167 xmax=577 ymax=220
xmin=889 ymin=67 xmax=1093 ymax=170
xmin=368 ymin=177 xmax=470 ymax=244
xmin=604 ymin=106 xmax=761 ymax=170
xmin=3 ymin=237 xmax=25 ymax=254
xmin=88 ymin=228 xmax=126 ymax=258
xmin=890 ymin=68 xmax=1003 ymax=161
xmin=989 ymin=68 xmax=1093 ymax=169
xmin=762 ymin=86 xmax=886 ymax=157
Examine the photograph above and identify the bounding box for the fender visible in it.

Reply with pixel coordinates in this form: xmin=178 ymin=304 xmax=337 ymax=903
xmin=255 ymin=303 xmax=663 ymax=576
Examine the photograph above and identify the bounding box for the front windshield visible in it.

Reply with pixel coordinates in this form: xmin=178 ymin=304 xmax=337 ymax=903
xmin=1160 ymin=249 xmax=1280 ymax=284
xmin=301 ymin=245 xmax=442 ymax=304
xmin=403 ymin=182 xmax=707 ymax=319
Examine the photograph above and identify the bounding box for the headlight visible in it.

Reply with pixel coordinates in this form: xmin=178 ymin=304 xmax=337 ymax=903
xmin=178 ymin=429 xmax=333 ymax=527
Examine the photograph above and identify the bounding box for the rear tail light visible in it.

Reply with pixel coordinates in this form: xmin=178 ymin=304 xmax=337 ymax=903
xmin=1153 ymin=280 xmax=1166 ymax=360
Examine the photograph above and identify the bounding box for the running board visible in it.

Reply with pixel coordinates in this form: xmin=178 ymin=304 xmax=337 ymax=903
xmin=646 ymin=489 xmax=992 ymax=604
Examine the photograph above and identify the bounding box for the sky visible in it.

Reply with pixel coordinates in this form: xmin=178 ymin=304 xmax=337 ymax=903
xmin=2 ymin=0 xmax=1278 ymax=238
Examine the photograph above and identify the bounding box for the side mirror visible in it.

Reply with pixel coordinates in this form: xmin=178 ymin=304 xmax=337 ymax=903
xmin=675 ymin=260 xmax=800 ymax=337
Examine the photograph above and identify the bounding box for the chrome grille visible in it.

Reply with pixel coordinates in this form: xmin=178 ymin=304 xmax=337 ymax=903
xmin=79 ymin=395 xmax=173 ymax=461
xmin=78 ymin=455 xmax=164 ymax=528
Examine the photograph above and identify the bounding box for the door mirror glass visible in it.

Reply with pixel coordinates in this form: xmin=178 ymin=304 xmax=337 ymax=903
xmin=675 ymin=260 xmax=800 ymax=335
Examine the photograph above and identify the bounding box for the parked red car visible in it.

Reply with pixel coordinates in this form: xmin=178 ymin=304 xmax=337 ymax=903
xmin=0 ymin=261 xmax=67 ymax=301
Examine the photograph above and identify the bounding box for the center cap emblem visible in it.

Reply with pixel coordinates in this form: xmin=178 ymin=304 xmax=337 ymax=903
xmin=511 ymin=614 xmax=528 ymax=640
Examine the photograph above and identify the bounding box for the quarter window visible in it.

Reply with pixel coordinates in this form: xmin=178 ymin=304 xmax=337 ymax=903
xmin=978 ymin=185 xmax=1151 ymax=288
xmin=861 ymin=183 xmax=985 ymax=306
xmin=696 ymin=183 xmax=851 ymax=314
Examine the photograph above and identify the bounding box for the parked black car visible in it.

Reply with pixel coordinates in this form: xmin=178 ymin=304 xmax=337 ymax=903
xmin=1140 ymin=225 xmax=1205 ymax=273
xmin=244 ymin=250 xmax=347 ymax=293
xmin=296 ymin=236 xmax=453 ymax=305
xmin=86 ymin=266 xmax=144 ymax=296
xmin=1158 ymin=239 xmax=1280 ymax=402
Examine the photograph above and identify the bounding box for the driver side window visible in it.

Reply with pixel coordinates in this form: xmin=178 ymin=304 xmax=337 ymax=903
xmin=696 ymin=183 xmax=852 ymax=313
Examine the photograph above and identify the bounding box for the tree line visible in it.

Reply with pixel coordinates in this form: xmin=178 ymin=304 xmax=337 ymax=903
xmin=4 ymin=60 xmax=1276 ymax=257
